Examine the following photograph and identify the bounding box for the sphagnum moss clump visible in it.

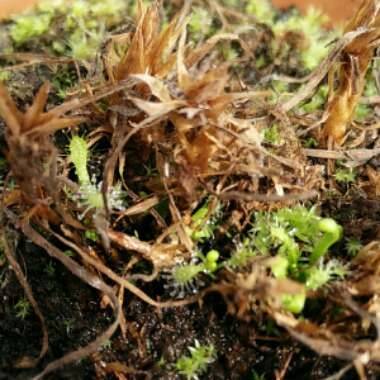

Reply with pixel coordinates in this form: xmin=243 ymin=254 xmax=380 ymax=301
xmin=8 ymin=0 xmax=129 ymax=59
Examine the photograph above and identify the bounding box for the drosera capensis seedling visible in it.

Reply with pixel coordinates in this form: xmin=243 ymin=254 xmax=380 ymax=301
xmin=252 ymin=206 xmax=344 ymax=313
xmin=69 ymin=135 xmax=125 ymax=215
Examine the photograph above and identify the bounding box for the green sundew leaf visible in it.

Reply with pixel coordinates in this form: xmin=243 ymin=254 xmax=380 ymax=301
xmin=69 ymin=136 xmax=90 ymax=185
xmin=226 ymin=245 xmax=256 ymax=269
xmin=282 ymin=291 xmax=306 ymax=314
xmin=270 ymin=256 xmax=289 ymax=279
xmin=172 ymin=264 xmax=202 ymax=287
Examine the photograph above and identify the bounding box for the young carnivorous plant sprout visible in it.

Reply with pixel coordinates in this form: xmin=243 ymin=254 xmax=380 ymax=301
xmin=253 ymin=206 xmax=344 ymax=313
xmin=69 ymin=136 xmax=124 ymax=216
xmin=167 ymin=201 xmax=222 ymax=296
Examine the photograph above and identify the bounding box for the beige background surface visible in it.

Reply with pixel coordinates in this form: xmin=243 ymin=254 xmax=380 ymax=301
xmin=272 ymin=0 xmax=363 ymax=22
xmin=0 ymin=0 xmax=363 ymax=21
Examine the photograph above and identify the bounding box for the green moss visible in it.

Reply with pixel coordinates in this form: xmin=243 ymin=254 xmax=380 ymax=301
xmin=0 ymin=71 xmax=11 ymax=82
xmin=355 ymin=104 xmax=371 ymax=121
xmin=8 ymin=0 xmax=128 ymax=59
xmin=245 ymin=0 xmax=275 ymax=24
xmin=10 ymin=13 xmax=52 ymax=45
xmin=271 ymin=7 xmax=338 ymax=70
xmin=264 ymin=123 xmax=282 ymax=145
xmin=68 ymin=28 xmax=103 ymax=60
xmin=300 ymin=85 xmax=328 ymax=113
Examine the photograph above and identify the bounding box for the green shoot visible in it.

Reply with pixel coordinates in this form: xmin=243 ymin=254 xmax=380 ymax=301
xmin=252 ymin=369 xmax=266 ymax=380
xmin=175 ymin=340 xmax=216 ymax=380
xmin=253 ymin=206 xmax=343 ymax=313
xmin=69 ymin=136 xmax=90 ymax=185
xmin=15 ymin=297 xmax=31 ymax=320
xmin=334 ymin=168 xmax=356 ymax=184
xmin=171 ymin=249 xmax=220 ymax=293
xmin=69 ymin=136 xmax=125 ymax=214
xmin=309 ymin=218 xmax=342 ymax=264
xmin=345 ymin=237 xmax=362 ymax=257
xmin=225 ymin=241 xmax=256 ymax=270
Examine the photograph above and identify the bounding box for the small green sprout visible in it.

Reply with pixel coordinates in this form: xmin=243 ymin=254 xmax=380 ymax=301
xmin=15 ymin=297 xmax=31 ymax=320
xmin=226 ymin=242 xmax=256 ymax=270
xmin=271 ymin=7 xmax=338 ymax=70
xmin=300 ymin=85 xmax=328 ymax=113
xmin=69 ymin=136 xmax=125 ymax=214
xmin=8 ymin=0 xmax=127 ymax=59
xmin=157 ymin=356 xmax=166 ymax=368
xmin=198 ymin=250 xmax=220 ymax=274
xmin=101 ymin=339 xmax=112 ymax=350
xmin=171 ymin=249 xmax=220 ymax=293
xmin=68 ymin=28 xmax=103 ymax=60
xmin=355 ymin=104 xmax=371 ymax=121
xmin=70 ymin=136 xmax=90 ymax=185
xmin=63 ymin=318 xmax=75 ymax=335
xmin=253 ymin=206 xmax=343 ymax=313
xmin=269 ymin=256 xmax=288 ymax=279
xmin=345 ymin=237 xmax=362 ymax=257
xmin=309 ymin=218 xmax=342 ymax=264
xmin=305 ymin=260 xmax=347 ymax=290
xmin=264 ymin=123 xmax=282 ymax=145
xmin=44 ymin=261 xmax=56 ymax=276
xmin=334 ymin=168 xmax=356 ymax=184
xmin=252 ymin=369 xmax=266 ymax=380
xmin=303 ymin=137 xmax=318 ymax=148
xmin=271 ymin=226 xmax=300 ymax=271
xmin=172 ymin=263 xmax=203 ymax=292
xmin=245 ymin=0 xmax=275 ymax=24
xmin=0 ymin=71 xmax=11 ymax=82
xmin=175 ymin=340 xmax=216 ymax=380
xmin=188 ymin=202 xmax=222 ymax=242
xmin=189 ymin=7 xmax=213 ymax=40
xmin=255 ymin=55 xmax=267 ymax=69
xmin=281 ymin=292 xmax=306 ymax=314
xmin=85 ymin=230 xmax=98 ymax=242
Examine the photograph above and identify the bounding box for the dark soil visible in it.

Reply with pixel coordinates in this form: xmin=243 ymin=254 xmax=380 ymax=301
xmin=1 ymin=233 xmax=379 ymax=380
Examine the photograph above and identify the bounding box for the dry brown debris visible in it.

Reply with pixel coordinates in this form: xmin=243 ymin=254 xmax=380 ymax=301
xmin=323 ymin=0 xmax=380 ymax=145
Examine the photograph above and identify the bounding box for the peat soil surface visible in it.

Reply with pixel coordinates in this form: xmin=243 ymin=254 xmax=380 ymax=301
xmin=1 ymin=195 xmax=380 ymax=380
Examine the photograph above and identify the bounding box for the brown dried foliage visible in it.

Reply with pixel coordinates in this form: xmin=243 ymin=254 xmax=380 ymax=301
xmin=323 ymin=0 xmax=380 ymax=144
xmin=0 ymin=82 xmax=83 ymax=201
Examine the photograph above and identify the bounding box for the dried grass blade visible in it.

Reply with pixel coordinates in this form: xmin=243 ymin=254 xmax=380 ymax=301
xmin=0 ymin=83 xmax=22 ymax=136
xmin=323 ymin=0 xmax=380 ymax=143
xmin=132 ymin=74 xmax=172 ymax=102
xmin=185 ymin=33 xmax=239 ymax=68
xmin=129 ymin=97 xmax=185 ymax=117
xmin=25 ymin=117 xmax=85 ymax=136
xmin=22 ymin=82 xmax=50 ymax=131
xmin=280 ymin=29 xmax=369 ymax=113
xmin=115 ymin=196 xmax=159 ymax=221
